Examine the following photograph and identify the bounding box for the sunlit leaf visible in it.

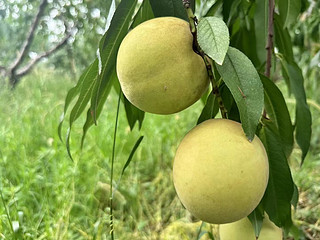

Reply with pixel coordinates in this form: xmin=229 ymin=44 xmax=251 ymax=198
xmin=91 ymin=0 xmax=138 ymax=123
xmin=58 ymin=61 xmax=96 ymax=141
xmin=69 ymin=60 xmax=98 ymax=124
xmin=216 ymin=47 xmax=264 ymax=141
xmin=197 ymin=17 xmax=229 ymax=65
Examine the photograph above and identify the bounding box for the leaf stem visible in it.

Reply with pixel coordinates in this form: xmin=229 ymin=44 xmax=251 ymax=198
xmin=109 ymin=91 xmax=122 ymax=240
xmin=183 ymin=1 xmax=228 ymax=119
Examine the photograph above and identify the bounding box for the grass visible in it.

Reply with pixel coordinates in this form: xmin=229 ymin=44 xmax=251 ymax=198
xmin=0 ymin=67 xmax=319 ymax=239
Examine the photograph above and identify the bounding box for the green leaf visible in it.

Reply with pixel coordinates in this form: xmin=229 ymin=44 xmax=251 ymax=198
xmin=58 ymin=61 xmax=96 ymax=141
xmin=120 ymin=136 xmax=144 ymax=177
xmin=248 ymin=207 xmax=264 ymax=238
xmin=278 ymin=0 xmax=301 ymax=28
xmin=254 ymin=0 xmax=267 ymax=64
xmin=197 ymin=17 xmax=229 ymax=65
xmin=65 ymin=60 xmax=99 ymax=159
xmin=69 ymin=60 xmax=99 ymax=124
xmin=131 ymin=0 xmax=154 ymax=28
xmin=91 ymin=0 xmax=138 ymax=123
xmin=216 ymin=47 xmax=264 ymax=141
xmin=197 ymin=90 xmax=219 ymax=125
xmin=204 ymin=0 xmax=223 ymax=17
xmin=149 ymin=0 xmax=188 ymax=21
xmin=259 ymin=120 xmax=294 ymax=227
xmin=288 ymin=223 xmax=303 ymax=240
xmin=80 ymin=72 xmax=114 ymax=148
xmin=280 ymin=58 xmax=312 ymax=163
xmin=220 ymin=84 xmax=240 ymax=122
xmin=260 ymin=74 xmax=294 ymax=158
xmin=123 ymin=95 xmax=145 ymax=130
xmin=190 ymin=0 xmax=195 ymax=12
xmin=291 ymin=183 xmax=299 ymax=209
xmin=274 ymin=14 xmax=294 ymax=61
xmin=222 ymin=0 xmax=241 ymax=23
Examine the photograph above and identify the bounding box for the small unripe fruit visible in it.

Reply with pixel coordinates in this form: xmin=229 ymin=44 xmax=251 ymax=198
xmin=116 ymin=17 xmax=209 ymax=114
xmin=173 ymin=119 xmax=269 ymax=224
xmin=219 ymin=215 xmax=283 ymax=240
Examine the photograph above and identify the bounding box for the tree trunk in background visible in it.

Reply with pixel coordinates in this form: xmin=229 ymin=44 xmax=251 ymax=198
xmin=0 ymin=0 xmax=71 ymax=88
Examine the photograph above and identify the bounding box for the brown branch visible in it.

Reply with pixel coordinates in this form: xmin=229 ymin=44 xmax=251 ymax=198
xmin=265 ymin=0 xmax=275 ymax=78
xmin=10 ymin=0 xmax=48 ymax=72
xmin=15 ymin=32 xmax=72 ymax=78
xmin=263 ymin=0 xmax=275 ymax=119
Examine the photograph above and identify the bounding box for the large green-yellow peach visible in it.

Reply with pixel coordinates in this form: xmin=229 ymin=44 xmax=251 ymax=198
xmin=116 ymin=17 xmax=209 ymax=114
xmin=173 ymin=119 xmax=269 ymax=224
xmin=219 ymin=215 xmax=282 ymax=240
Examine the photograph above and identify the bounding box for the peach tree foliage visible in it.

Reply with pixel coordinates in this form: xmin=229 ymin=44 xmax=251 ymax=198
xmin=59 ymin=0 xmax=311 ymax=238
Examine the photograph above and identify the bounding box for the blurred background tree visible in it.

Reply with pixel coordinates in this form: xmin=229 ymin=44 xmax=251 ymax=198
xmin=0 ymin=0 xmax=114 ymax=87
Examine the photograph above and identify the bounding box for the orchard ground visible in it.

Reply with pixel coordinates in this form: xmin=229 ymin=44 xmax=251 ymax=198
xmin=0 ymin=68 xmax=319 ymax=239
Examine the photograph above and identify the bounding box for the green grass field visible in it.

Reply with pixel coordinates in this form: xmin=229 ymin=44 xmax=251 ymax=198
xmin=0 ymin=68 xmax=319 ymax=239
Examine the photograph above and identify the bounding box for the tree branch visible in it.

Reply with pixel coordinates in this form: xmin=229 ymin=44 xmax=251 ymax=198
xmin=265 ymin=0 xmax=275 ymax=78
xmin=10 ymin=0 xmax=48 ymax=72
xmin=263 ymin=0 xmax=275 ymax=118
xmin=183 ymin=1 xmax=228 ymax=119
xmin=16 ymin=32 xmax=72 ymax=78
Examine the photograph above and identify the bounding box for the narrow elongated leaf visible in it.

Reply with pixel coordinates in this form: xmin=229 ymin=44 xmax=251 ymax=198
xmin=274 ymin=14 xmax=294 ymax=61
xmin=120 ymin=136 xmax=144 ymax=177
xmin=259 ymin=120 xmax=294 ymax=227
xmin=260 ymin=74 xmax=294 ymax=158
xmin=80 ymin=73 xmax=114 ymax=148
xmin=220 ymin=84 xmax=240 ymax=122
xmin=280 ymin=58 xmax=312 ymax=163
xmin=149 ymin=0 xmax=189 ymax=21
xmin=230 ymin=21 xmax=261 ymax=67
xmin=131 ymin=0 xmax=154 ymax=28
xmin=66 ymin=127 xmax=73 ymax=161
xmin=278 ymin=0 xmax=301 ymax=28
xmin=82 ymin=0 xmax=151 ymax=146
xmin=291 ymin=183 xmax=299 ymax=209
xmin=91 ymin=0 xmax=138 ymax=123
xmin=197 ymin=91 xmax=218 ymax=124
xmin=190 ymin=0 xmax=195 ymax=12
xmin=216 ymin=47 xmax=264 ymax=141
xmin=222 ymin=0 xmax=241 ymax=23
xmin=254 ymin=0 xmax=267 ymax=64
xmin=123 ymin=96 xmax=145 ymax=130
xmin=58 ymin=61 xmax=96 ymax=141
xmin=197 ymin=17 xmax=229 ymax=65
xmin=69 ymin=60 xmax=99 ymax=124
xmin=248 ymin=206 xmax=264 ymax=238
xmin=65 ymin=60 xmax=99 ymax=159
xmin=204 ymin=0 xmax=223 ymax=17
